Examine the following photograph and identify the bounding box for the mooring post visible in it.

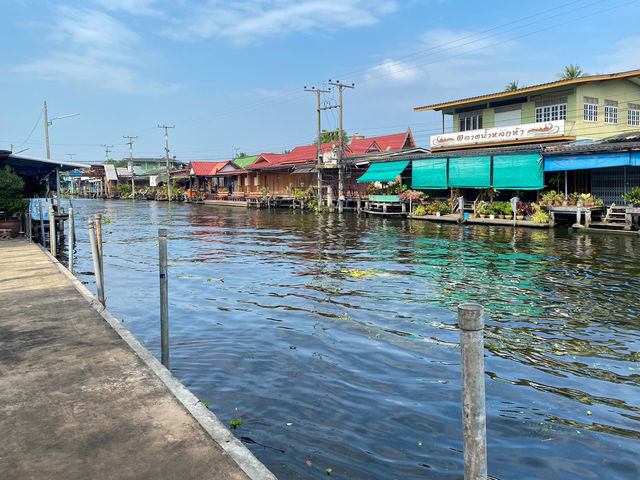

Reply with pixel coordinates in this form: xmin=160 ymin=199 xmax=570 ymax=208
xmin=458 ymin=303 xmax=487 ymax=480
xmin=48 ymin=205 xmax=57 ymax=256
xmin=26 ymin=212 xmax=32 ymax=242
xmin=158 ymin=228 xmax=170 ymax=369
xmin=95 ymin=214 xmax=104 ymax=297
xmin=38 ymin=201 xmax=45 ymax=245
xmin=88 ymin=218 xmax=105 ymax=304
xmin=68 ymin=207 xmax=74 ymax=273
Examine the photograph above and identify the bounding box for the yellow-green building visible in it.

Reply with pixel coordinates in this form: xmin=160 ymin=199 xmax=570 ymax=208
xmin=415 ymin=69 xmax=640 ymax=152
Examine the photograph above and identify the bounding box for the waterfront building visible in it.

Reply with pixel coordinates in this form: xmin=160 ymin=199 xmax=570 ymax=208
xmin=360 ymin=69 xmax=640 ymax=203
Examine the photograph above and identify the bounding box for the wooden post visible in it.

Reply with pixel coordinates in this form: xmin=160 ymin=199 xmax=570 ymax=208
xmin=88 ymin=218 xmax=105 ymax=304
xmin=458 ymin=303 xmax=488 ymax=480
xmin=38 ymin=201 xmax=45 ymax=245
xmin=68 ymin=207 xmax=74 ymax=273
xmin=95 ymin=214 xmax=104 ymax=297
xmin=48 ymin=205 xmax=56 ymax=256
xmin=357 ymin=196 xmax=362 ymax=212
xmin=158 ymin=228 xmax=170 ymax=369
xmin=327 ymin=186 xmax=334 ymax=212
xmin=459 ymin=196 xmax=465 ymax=223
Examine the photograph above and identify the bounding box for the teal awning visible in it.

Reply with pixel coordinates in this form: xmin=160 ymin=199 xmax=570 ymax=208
xmin=493 ymin=154 xmax=543 ymax=190
xmin=449 ymin=156 xmax=491 ymax=188
xmin=357 ymin=160 xmax=410 ymax=183
xmin=412 ymin=158 xmax=448 ymax=189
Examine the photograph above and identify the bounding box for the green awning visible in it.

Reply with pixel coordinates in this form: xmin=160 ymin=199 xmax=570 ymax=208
xmin=449 ymin=156 xmax=491 ymax=188
xmin=493 ymin=154 xmax=543 ymax=190
xmin=412 ymin=158 xmax=448 ymax=189
xmin=357 ymin=160 xmax=409 ymax=183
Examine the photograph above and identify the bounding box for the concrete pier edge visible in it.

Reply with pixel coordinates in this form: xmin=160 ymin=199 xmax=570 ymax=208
xmin=37 ymin=243 xmax=277 ymax=480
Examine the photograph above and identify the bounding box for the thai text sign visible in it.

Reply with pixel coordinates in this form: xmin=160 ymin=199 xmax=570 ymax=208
xmin=430 ymin=120 xmax=565 ymax=149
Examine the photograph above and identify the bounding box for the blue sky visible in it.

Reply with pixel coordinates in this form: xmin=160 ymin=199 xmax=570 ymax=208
xmin=1 ymin=0 xmax=639 ymax=164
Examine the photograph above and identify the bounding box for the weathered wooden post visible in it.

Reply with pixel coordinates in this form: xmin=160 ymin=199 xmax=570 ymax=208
xmin=158 ymin=228 xmax=170 ymax=369
xmin=458 ymin=303 xmax=487 ymax=480
xmin=357 ymin=196 xmax=362 ymax=213
xmin=48 ymin=205 xmax=57 ymax=256
xmin=459 ymin=196 xmax=465 ymax=223
xmin=88 ymin=218 xmax=105 ymax=304
xmin=26 ymin=212 xmax=32 ymax=242
xmin=95 ymin=214 xmax=104 ymax=295
xmin=68 ymin=206 xmax=74 ymax=273
xmin=38 ymin=200 xmax=45 ymax=245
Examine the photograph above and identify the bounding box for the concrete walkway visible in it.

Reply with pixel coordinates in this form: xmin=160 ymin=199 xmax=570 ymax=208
xmin=0 ymin=239 xmax=276 ymax=480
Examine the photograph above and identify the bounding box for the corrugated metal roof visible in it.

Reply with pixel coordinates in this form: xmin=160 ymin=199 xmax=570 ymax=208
xmin=414 ymin=69 xmax=640 ymax=112
xmin=104 ymin=164 xmax=118 ymax=181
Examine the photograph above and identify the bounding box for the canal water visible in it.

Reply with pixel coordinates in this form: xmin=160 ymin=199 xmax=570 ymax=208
xmin=65 ymin=199 xmax=639 ymax=479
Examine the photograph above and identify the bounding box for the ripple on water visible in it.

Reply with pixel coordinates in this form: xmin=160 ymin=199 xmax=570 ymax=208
xmin=68 ymin=199 xmax=640 ymax=479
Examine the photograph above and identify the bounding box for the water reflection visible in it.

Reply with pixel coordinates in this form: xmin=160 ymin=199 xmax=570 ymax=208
xmin=66 ymin=199 xmax=640 ymax=479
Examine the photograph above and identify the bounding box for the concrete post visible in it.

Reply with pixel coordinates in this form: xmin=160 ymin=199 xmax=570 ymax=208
xmin=159 ymin=228 xmax=170 ymax=369
xmin=459 ymin=196 xmax=465 ymax=223
xmin=48 ymin=205 xmax=56 ymax=256
xmin=88 ymin=219 xmax=105 ymax=304
xmin=458 ymin=303 xmax=487 ymax=480
xmin=68 ymin=207 xmax=74 ymax=273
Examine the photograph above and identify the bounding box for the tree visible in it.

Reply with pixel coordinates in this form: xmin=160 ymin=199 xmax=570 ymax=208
xmin=558 ymin=64 xmax=586 ymax=80
xmin=313 ymin=129 xmax=349 ymax=145
xmin=236 ymin=152 xmax=248 ymax=158
xmin=104 ymin=159 xmax=128 ymax=167
xmin=504 ymin=81 xmax=519 ymax=92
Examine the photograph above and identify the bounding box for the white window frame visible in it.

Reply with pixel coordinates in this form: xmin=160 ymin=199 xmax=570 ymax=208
xmin=584 ymin=97 xmax=598 ymax=123
xmin=604 ymin=100 xmax=618 ymax=124
xmin=535 ymin=100 xmax=567 ymax=123
xmin=459 ymin=111 xmax=483 ymax=131
xmin=629 ymin=103 xmax=640 ymax=127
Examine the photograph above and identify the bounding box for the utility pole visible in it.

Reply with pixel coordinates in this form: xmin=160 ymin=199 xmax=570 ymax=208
xmin=123 ymin=135 xmax=138 ymax=198
xmin=158 ymin=125 xmax=175 ymax=202
xmin=328 ymin=80 xmax=355 ymax=213
xmin=304 ymin=86 xmax=334 ymax=206
xmin=43 ymin=101 xmax=54 ymax=205
xmin=101 ymin=144 xmax=114 ymax=198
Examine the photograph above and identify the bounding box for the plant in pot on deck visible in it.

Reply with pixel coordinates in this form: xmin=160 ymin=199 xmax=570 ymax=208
xmin=476 ymin=201 xmax=490 ymax=218
xmin=622 ymin=187 xmax=640 ymax=206
xmin=0 ymin=166 xmax=29 ymax=238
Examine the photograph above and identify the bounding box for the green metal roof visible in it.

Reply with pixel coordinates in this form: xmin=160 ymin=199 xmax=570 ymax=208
xmin=233 ymin=156 xmax=258 ymax=168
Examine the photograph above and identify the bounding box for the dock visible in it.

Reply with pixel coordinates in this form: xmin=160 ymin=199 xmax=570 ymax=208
xmin=0 ymin=239 xmax=276 ymax=480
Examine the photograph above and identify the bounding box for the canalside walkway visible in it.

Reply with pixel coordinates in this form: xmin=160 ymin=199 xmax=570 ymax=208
xmin=0 ymin=239 xmax=276 ymax=480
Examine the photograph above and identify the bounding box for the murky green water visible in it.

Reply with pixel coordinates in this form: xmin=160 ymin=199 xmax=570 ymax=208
xmin=65 ymin=199 xmax=640 ymax=479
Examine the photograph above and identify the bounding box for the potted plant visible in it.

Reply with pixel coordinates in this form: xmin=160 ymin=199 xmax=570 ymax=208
xmin=622 ymin=187 xmax=640 ymax=206
xmin=0 ymin=166 xmax=29 ymax=237
xmin=477 ymin=201 xmax=490 ymax=218
xmin=413 ymin=204 xmax=426 ymax=216
xmin=541 ymin=190 xmax=557 ymax=207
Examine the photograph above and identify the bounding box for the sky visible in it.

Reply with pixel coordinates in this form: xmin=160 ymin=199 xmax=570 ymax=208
xmin=1 ymin=0 xmax=639 ymax=165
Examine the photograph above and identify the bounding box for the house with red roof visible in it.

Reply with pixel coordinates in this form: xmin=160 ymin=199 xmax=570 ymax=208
xmin=187 ymin=160 xmax=242 ymax=197
xmin=230 ymin=127 xmax=417 ymax=200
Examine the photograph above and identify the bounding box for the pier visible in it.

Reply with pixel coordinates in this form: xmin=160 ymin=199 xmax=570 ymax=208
xmin=0 ymin=239 xmax=275 ymax=480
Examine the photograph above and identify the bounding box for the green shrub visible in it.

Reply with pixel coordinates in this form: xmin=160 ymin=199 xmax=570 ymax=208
xmin=413 ymin=205 xmax=426 ymax=216
xmin=531 ymin=209 xmax=549 ymax=224
xmin=622 ymin=187 xmax=640 ymax=205
xmin=0 ymin=166 xmax=29 ymax=220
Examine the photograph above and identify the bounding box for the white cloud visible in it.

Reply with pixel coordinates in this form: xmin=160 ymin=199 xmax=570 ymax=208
xmin=364 ymin=59 xmax=423 ymax=86
xmin=92 ymin=0 xmax=161 ymax=16
xmin=15 ymin=7 xmax=174 ymax=94
xmin=166 ymin=0 xmax=398 ymax=44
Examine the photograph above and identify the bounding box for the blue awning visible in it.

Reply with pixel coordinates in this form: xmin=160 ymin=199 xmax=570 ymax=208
xmin=544 ymin=152 xmax=633 ymax=171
